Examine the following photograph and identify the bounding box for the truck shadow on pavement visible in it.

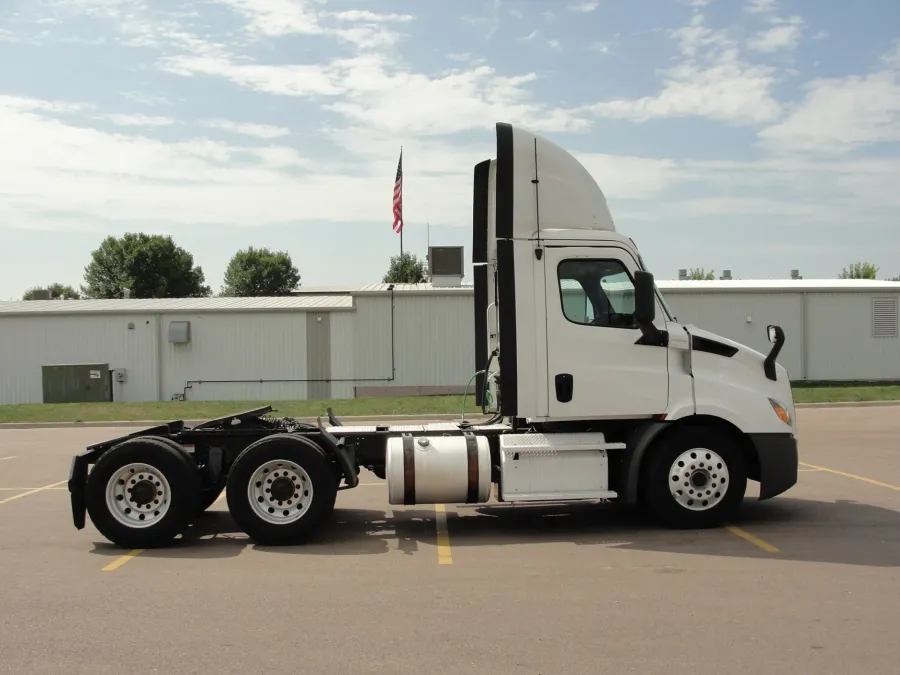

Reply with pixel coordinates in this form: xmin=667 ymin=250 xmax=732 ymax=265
xmin=88 ymin=496 xmax=900 ymax=567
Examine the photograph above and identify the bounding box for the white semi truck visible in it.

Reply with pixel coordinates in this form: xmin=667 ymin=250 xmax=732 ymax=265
xmin=67 ymin=122 xmax=799 ymax=549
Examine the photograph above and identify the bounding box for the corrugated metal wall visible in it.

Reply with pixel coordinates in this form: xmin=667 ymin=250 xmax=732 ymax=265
xmin=162 ymin=312 xmax=309 ymax=402
xmin=662 ymin=292 xmax=805 ymax=379
xmin=328 ymin=294 xmax=476 ymax=398
xmin=805 ymin=293 xmax=900 ymax=380
xmin=0 ymin=314 xmax=160 ymax=404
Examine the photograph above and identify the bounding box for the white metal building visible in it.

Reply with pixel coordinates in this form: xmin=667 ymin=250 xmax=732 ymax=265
xmin=0 ymin=279 xmax=897 ymax=405
xmin=0 ymin=287 xmax=474 ymax=405
xmin=655 ymin=279 xmax=900 ymax=382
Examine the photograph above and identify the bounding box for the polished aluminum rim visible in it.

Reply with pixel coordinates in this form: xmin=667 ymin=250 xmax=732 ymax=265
xmin=668 ymin=448 xmax=730 ymax=511
xmin=247 ymin=460 xmax=314 ymax=525
xmin=105 ymin=463 xmax=171 ymax=528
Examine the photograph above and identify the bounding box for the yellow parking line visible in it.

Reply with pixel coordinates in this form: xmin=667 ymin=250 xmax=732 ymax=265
xmin=726 ymin=525 xmax=780 ymax=553
xmin=800 ymin=462 xmax=900 ymax=491
xmin=0 ymin=487 xmax=67 ymax=491
xmin=0 ymin=480 xmax=67 ymax=505
xmin=0 ymin=456 xmax=17 ymax=462
xmin=434 ymin=504 xmax=453 ymax=565
xmin=102 ymin=549 xmax=145 ymax=571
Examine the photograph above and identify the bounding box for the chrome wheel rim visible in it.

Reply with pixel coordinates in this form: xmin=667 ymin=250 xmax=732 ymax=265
xmin=247 ymin=460 xmax=314 ymax=525
xmin=105 ymin=463 xmax=171 ymax=528
xmin=668 ymin=448 xmax=730 ymax=511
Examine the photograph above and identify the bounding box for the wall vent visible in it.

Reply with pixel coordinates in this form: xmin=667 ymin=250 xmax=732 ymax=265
xmin=872 ymin=297 xmax=898 ymax=338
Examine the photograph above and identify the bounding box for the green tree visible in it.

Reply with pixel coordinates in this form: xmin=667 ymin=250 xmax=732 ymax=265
xmin=81 ymin=233 xmax=211 ymax=299
xmin=687 ymin=268 xmax=716 ymax=280
xmin=221 ymin=247 xmax=301 ymax=296
xmin=383 ymin=251 xmax=427 ymax=283
xmin=23 ymin=283 xmax=81 ymax=300
xmin=838 ymin=262 xmax=879 ymax=279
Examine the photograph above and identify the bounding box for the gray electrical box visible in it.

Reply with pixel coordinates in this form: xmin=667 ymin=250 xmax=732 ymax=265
xmin=41 ymin=363 xmax=112 ymax=404
xmin=168 ymin=320 xmax=191 ymax=343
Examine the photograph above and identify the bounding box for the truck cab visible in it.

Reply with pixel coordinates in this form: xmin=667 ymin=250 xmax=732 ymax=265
xmin=472 ymin=122 xmax=798 ymax=525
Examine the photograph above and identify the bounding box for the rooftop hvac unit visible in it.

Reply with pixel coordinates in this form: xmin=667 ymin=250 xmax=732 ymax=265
xmin=30 ymin=289 xmax=52 ymax=300
xmin=678 ymin=269 xmax=688 ymax=281
xmin=721 ymin=270 xmax=732 ymax=280
xmin=429 ymin=245 xmax=464 ymax=287
xmin=791 ymin=269 xmax=802 ymax=279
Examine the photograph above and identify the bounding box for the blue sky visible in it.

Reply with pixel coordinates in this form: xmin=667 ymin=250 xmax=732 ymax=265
xmin=1 ymin=0 xmax=899 ymax=299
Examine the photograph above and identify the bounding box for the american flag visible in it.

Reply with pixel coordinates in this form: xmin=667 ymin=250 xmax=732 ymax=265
xmin=392 ymin=150 xmax=403 ymax=234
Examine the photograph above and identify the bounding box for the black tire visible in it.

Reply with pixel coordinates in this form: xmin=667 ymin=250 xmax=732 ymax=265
xmin=85 ymin=436 xmax=202 ymax=549
xmin=642 ymin=426 xmax=748 ymax=529
xmin=225 ymin=434 xmax=338 ymax=546
xmin=133 ymin=435 xmax=218 ymax=516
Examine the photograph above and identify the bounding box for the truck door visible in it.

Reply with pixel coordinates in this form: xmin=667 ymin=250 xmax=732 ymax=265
xmin=544 ymin=246 xmax=669 ymax=419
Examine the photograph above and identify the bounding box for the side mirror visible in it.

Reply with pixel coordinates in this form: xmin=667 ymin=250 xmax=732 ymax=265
xmin=764 ymin=324 xmax=785 ymax=381
xmin=633 ymin=270 xmax=656 ymax=326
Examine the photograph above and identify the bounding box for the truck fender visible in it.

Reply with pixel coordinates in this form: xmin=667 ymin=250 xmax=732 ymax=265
xmin=620 ymin=421 xmax=672 ymax=504
xmin=314 ymin=428 xmax=359 ymax=489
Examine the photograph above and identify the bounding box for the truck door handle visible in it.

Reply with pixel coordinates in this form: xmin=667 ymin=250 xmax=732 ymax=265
xmin=555 ymin=373 xmax=573 ymax=403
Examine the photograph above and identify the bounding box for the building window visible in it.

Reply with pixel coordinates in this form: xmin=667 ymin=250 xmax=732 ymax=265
xmin=558 ymin=259 xmax=637 ymax=329
xmin=872 ymin=297 xmax=898 ymax=338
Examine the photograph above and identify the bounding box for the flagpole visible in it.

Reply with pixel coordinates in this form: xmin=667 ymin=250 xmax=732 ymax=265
xmin=400 ymin=146 xmax=404 ymax=258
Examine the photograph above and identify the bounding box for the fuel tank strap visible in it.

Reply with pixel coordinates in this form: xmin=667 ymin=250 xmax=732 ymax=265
xmin=464 ymin=432 xmax=479 ymax=503
xmin=402 ymin=434 xmax=415 ymax=505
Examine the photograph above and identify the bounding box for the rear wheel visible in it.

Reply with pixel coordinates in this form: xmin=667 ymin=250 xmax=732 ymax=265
xmin=225 ymin=434 xmax=337 ymax=546
xmin=85 ymin=437 xmax=202 ymax=549
xmin=643 ymin=426 xmax=747 ymax=529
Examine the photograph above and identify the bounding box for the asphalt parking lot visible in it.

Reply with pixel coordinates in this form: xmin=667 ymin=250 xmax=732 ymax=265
xmin=1 ymin=406 xmax=898 ymax=675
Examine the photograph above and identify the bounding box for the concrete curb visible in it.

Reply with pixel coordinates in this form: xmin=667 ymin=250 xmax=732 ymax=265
xmin=0 ymin=401 xmax=898 ymax=430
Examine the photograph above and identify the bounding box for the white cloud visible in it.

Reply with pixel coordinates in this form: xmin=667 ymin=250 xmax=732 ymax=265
xmin=200 ymin=119 xmax=291 ymax=139
xmin=206 ymin=0 xmax=410 ymax=49
xmin=106 ymin=114 xmax=176 ymax=127
xmin=745 ymin=0 xmax=776 ymax=13
xmin=580 ymin=13 xmax=782 ymax=125
xmin=328 ymin=11 xmax=413 ymax=23
xmin=748 ymin=15 xmax=804 ymax=52
xmin=568 ymin=1 xmax=600 ymax=12
xmin=210 ymin=0 xmax=321 ymax=37
xmin=589 ymin=40 xmax=614 ymax=54
xmin=164 ymin=48 xmax=589 ymax=136
xmin=759 ymin=70 xmax=900 ymax=154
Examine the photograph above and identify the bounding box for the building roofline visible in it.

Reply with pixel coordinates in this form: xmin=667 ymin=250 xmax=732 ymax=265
xmin=0 ymin=296 xmax=356 ymax=317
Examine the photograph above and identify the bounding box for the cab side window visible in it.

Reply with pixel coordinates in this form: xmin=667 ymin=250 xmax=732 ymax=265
xmin=558 ymin=259 xmax=638 ymax=329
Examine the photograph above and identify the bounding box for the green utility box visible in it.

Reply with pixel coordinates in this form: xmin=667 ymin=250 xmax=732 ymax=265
xmin=41 ymin=363 xmax=112 ymax=404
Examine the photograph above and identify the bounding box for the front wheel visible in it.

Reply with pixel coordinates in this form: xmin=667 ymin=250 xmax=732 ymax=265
xmin=225 ymin=434 xmax=337 ymax=546
xmin=643 ymin=426 xmax=748 ymax=529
